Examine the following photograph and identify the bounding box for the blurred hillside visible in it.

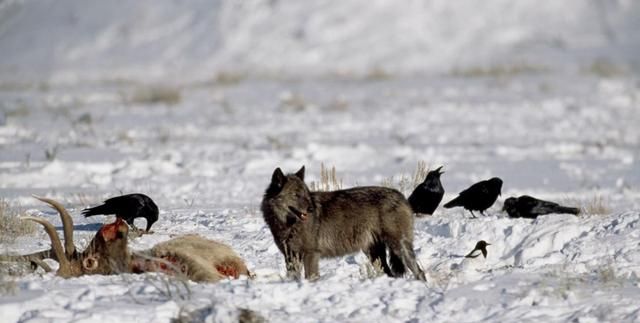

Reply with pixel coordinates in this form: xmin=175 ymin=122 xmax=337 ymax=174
xmin=0 ymin=0 xmax=638 ymax=84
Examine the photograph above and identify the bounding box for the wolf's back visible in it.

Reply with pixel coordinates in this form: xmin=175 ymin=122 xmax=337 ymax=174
xmin=312 ymin=186 xmax=410 ymax=210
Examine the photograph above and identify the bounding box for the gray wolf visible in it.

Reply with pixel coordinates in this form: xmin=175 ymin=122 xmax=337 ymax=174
xmin=261 ymin=166 xmax=426 ymax=281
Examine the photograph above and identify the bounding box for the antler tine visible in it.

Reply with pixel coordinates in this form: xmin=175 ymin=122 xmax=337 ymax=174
xmin=32 ymin=195 xmax=76 ymax=258
xmin=29 ymin=258 xmax=54 ymax=273
xmin=21 ymin=216 xmax=72 ymax=276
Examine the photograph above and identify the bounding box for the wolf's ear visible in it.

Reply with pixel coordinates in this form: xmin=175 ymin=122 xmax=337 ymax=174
xmin=295 ymin=166 xmax=305 ymax=181
xmin=271 ymin=168 xmax=286 ymax=189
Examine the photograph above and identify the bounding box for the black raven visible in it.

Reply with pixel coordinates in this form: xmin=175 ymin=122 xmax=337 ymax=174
xmin=82 ymin=193 xmax=159 ymax=232
xmin=408 ymin=166 xmax=445 ymax=216
xmin=443 ymin=177 xmax=503 ymax=217
xmin=465 ymin=240 xmax=491 ymax=259
xmin=503 ymin=195 xmax=580 ymax=219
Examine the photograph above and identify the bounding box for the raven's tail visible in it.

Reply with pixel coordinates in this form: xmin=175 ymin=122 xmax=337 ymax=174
xmin=556 ymin=206 xmax=580 ymax=215
xmin=81 ymin=204 xmax=112 ymax=217
xmin=443 ymin=196 xmax=462 ymax=208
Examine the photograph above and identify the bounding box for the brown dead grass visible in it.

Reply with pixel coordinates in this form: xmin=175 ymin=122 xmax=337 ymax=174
xmin=359 ymin=259 xmax=385 ymax=280
xmin=0 ymin=199 xmax=36 ymax=294
xmin=125 ymin=85 xmax=182 ymax=105
xmin=449 ymin=63 xmax=548 ymax=78
xmin=381 ymin=161 xmax=430 ymax=195
xmin=564 ymin=194 xmax=610 ymax=216
xmin=0 ymin=272 xmax=16 ymax=295
xmin=309 ymin=163 xmax=343 ymax=192
xmin=0 ymin=199 xmax=36 ymax=243
xmin=579 ymin=195 xmax=610 ymax=216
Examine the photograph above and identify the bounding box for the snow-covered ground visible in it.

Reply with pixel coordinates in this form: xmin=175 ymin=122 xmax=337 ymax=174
xmin=1 ymin=1 xmax=639 ymax=322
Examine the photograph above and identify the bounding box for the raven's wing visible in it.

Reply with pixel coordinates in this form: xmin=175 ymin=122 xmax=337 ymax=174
xmin=103 ymin=194 xmax=145 ymax=219
xmin=519 ymin=195 xmax=560 ymax=215
xmin=461 ymin=180 xmax=490 ymax=199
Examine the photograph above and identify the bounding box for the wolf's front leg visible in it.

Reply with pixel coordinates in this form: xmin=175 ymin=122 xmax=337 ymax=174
xmin=284 ymin=252 xmax=303 ymax=280
xmin=303 ymin=252 xmax=320 ymax=280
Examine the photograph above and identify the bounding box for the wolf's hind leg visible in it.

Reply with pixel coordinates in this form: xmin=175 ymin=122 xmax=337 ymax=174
xmin=388 ymin=249 xmax=406 ymax=277
xmin=365 ymin=242 xmax=393 ymax=277
xmin=388 ymin=238 xmax=426 ymax=281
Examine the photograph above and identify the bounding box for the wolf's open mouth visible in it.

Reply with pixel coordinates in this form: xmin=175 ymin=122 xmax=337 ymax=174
xmin=288 ymin=206 xmax=308 ymax=221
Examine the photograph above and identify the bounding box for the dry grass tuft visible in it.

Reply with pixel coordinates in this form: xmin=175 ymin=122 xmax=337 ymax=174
xmin=309 ymin=163 xmax=343 ymax=192
xmin=0 ymin=271 xmax=17 ymax=295
xmin=0 ymin=199 xmax=36 ymax=295
xmin=449 ymin=63 xmax=547 ymax=78
xmin=583 ymin=59 xmax=626 ymax=78
xmin=237 ymin=308 xmax=266 ymax=323
xmin=125 ymin=85 xmax=182 ymax=105
xmin=411 ymin=161 xmax=429 ymax=188
xmin=364 ymin=66 xmax=392 ymax=81
xmin=213 ymin=71 xmax=247 ymax=86
xmin=172 ymin=304 xmax=264 ymax=323
xmin=566 ymin=194 xmax=610 ymax=216
xmin=580 ymin=195 xmax=610 ymax=216
xmin=0 ymin=199 xmax=36 ymax=243
xmin=359 ymin=259 xmax=385 ymax=280
xmin=381 ymin=161 xmax=430 ymax=195
xmin=279 ymin=91 xmax=308 ymax=111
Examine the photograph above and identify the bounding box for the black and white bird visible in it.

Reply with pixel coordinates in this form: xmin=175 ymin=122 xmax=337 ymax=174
xmin=444 ymin=177 xmax=503 ymax=218
xmin=408 ymin=166 xmax=445 ymax=216
xmin=503 ymin=195 xmax=580 ymax=219
xmin=82 ymin=193 xmax=159 ymax=232
xmin=465 ymin=240 xmax=491 ymax=259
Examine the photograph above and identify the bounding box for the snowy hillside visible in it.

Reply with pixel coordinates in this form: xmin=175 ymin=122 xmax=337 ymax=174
xmin=1 ymin=1 xmax=640 ymax=322
xmin=1 ymin=0 xmax=639 ymax=83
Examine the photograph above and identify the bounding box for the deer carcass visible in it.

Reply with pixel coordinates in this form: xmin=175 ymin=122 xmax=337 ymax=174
xmin=5 ymin=196 xmax=250 ymax=282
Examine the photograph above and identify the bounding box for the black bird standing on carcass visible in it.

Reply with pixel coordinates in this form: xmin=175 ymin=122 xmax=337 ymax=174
xmin=408 ymin=166 xmax=445 ymax=216
xmin=444 ymin=177 xmax=503 ymax=218
xmin=503 ymin=195 xmax=580 ymax=219
xmin=82 ymin=193 xmax=158 ymax=233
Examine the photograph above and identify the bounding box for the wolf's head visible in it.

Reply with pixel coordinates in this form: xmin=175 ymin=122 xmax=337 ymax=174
xmin=264 ymin=166 xmax=315 ymax=225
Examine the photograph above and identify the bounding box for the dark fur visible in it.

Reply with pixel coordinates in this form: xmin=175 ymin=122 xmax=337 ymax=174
xmin=503 ymin=195 xmax=580 ymax=219
xmin=83 ymin=193 xmax=159 ymax=232
xmin=261 ymin=166 xmax=426 ymax=281
xmin=444 ymin=177 xmax=503 ymax=217
xmin=408 ymin=166 xmax=445 ymax=216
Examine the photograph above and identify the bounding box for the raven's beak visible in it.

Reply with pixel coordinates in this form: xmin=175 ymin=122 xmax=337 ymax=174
xmin=435 ymin=166 xmax=444 ymax=175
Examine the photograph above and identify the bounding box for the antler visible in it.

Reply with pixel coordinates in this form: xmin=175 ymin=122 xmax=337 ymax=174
xmin=18 ymin=196 xmax=79 ymax=277
xmin=32 ymin=195 xmax=76 ymax=257
xmin=21 ymin=216 xmax=73 ymax=277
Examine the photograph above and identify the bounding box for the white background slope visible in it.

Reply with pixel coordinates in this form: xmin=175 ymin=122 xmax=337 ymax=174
xmin=1 ymin=0 xmax=639 ymax=81
xmin=1 ymin=1 xmax=639 ymax=322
